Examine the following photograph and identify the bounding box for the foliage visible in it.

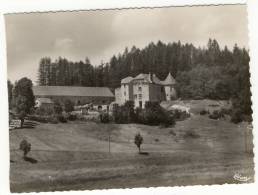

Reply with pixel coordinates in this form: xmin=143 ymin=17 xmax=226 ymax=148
xmin=230 ymin=109 xmax=243 ymax=124
xmin=100 ymin=112 xmax=110 ymax=123
xmin=68 ymin=114 xmax=77 ymax=121
xmin=144 ymin=102 xmax=175 ymax=127
xmin=134 ymin=133 xmax=143 ymax=153
xmin=209 ymin=110 xmax=225 ymax=120
xmin=57 ymin=115 xmax=67 ymax=123
xmin=113 ymin=101 xmax=175 ymax=127
xmin=113 ymin=101 xmax=135 ymax=123
xmin=64 ymin=99 xmax=74 ymax=113
xmin=12 ymin=78 xmax=35 ymax=127
xmin=200 ymin=110 xmax=209 ymax=115
xmin=19 ymin=139 xmax=31 ymax=157
xmin=8 ymin=80 xmax=13 ymax=109
xmin=36 ymin=39 xmax=252 ymax=121
xmin=53 ymin=101 xmax=63 ymax=114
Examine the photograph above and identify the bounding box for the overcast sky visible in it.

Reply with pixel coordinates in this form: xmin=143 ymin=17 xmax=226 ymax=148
xmin=5 ymin=4 xmax=248 ymax=83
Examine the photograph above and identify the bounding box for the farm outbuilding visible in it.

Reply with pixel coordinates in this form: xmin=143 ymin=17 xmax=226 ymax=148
xmin=33 ymin=86 xmax=115 ymax=106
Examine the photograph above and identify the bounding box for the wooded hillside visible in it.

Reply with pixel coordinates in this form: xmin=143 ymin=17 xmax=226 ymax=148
xmin=36 ymin=39 xmax=252 ymax=116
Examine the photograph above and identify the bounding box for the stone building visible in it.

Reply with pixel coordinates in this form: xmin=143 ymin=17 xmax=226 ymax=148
xmin=33 ymin=86 xmax=114 ymax=106
xmin=115 ymin=73 xmax=176 ymax=108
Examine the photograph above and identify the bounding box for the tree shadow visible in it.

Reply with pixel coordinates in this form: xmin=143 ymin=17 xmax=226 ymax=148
xmin=139 ymin=152 xmax=149 ymax=155
xmin=23 ymin=156 xmax=38 ymax=164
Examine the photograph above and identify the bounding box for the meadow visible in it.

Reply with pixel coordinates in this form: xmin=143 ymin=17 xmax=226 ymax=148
xmin=9 ymin=111 xmax=254 ymax=192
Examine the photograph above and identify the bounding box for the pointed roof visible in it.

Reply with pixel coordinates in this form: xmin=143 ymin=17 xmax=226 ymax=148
xmin=162 ymin=72 xmax=176 ymax=85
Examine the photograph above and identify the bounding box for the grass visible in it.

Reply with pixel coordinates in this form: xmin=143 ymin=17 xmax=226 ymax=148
xmin=9 ymin=114 xmax=254 ymax=192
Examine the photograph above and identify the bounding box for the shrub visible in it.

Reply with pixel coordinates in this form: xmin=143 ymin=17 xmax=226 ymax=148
xmin=64 ymin=99 xmax=74 ymax=113
xmin=100 ymin=112 xmax=110 ymax=123
xmin=112 ymin=101 xmax=135 ymax=124
xmin=54 ymin=101 xmax=63 ymax=114
xmin=19 ymin=139 xmax=31 ymax=158
xmin=200 ymin=109 xmax=208 ymax=115
xmin=230 ymin=109 xmax=243 ymax=124
xmin=68 ymin=114 xmax=77 ymax=121
xmin=209 ymin=110 xmax=224 ymax=120
xmin=144 ymin=102 xmax=175 ymax=127
xmin=57 ymin=115 xmax=67 ymax=123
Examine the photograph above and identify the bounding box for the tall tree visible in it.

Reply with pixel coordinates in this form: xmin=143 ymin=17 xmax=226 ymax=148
xmin=12 ymin=78 xmax=35 ymax=127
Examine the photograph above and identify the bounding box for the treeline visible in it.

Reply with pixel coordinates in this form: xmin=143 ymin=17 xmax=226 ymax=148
xmin=37 ymin=38 xmax=252 ymax=116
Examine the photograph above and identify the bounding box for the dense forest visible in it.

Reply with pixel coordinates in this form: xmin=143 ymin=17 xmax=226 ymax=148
xmin=37 ymin=39 xmax=252 ymax=116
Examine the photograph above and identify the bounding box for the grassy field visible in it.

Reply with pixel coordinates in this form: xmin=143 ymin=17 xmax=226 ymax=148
xmin=9 ymin=114 xmax=254 ymax=192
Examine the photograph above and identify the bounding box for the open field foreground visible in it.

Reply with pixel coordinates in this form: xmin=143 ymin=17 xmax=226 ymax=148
xmin=9 ymin=115 xmax=254 ymax=192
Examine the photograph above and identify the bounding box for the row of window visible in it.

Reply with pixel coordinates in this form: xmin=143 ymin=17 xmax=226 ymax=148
xmin=134 ymin=94 xmax=142 ymax=99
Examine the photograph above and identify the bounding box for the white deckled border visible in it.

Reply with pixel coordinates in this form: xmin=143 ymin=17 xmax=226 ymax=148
xmin=0 ymin=0 xmax=257 ymax=195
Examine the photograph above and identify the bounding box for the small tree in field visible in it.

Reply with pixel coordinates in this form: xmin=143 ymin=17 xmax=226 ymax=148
xmin=134 ymin=133 xmax=143 ymax=153
xmin=19 ymin=139 xmax=31 ymax=158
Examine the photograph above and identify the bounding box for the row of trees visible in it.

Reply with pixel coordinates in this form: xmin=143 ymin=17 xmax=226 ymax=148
xmin=36 ymin=38 xmax=252 ymax=118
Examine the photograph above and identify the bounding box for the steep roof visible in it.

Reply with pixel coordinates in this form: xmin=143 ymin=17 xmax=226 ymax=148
xmin=134 ymin=73 xmax=153 ymax=83
xmin=121 ymin=76 xmax=134 ymax=84
xmin=152 ymin=74 xmax=163 ymax=85
xmin=33 ymin=86 xmax=114 ymax=97
xmin=161 ymin=72 xmax=176 ymax=85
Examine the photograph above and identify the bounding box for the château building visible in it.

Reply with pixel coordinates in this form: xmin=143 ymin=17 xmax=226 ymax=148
xmin=115 ymin=73 xmax=176 ymax=108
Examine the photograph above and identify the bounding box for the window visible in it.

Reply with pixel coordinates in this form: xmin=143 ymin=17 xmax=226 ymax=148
xmin=161 ymin=87 xmax=163 ymax=92
xmin=139 ymin=101 xmax=142 ymax=108
xmin=134 ymin=94 xmax=137 ymax=99
xmin=138 ymin=86 xmax=142 ymax=91
xmin=139 ymin=94 xmax=142 ymax=100
xmin=124 ymin=91 xmax=126 ymax=96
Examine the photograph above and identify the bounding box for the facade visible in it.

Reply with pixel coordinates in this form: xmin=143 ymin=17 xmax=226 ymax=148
xmin=33 ymin=86 xmax=115 ymax=106
xmin=115 ymin=73 xmax=176 ymax=108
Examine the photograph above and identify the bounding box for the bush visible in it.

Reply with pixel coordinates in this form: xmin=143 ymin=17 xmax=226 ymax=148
xmin=19 ymin=139 xmax=31 ymax=157
xmin=209 ymin=110 xmax=224 ymax=120
xmin=112 ymin=101 xmax=135 ymax=124
xmin=68 ymin=114 xmax=77 ymax=121
xmin=200 ymin=109 xmax=209 ymax=115
xmin=64 ymin=99 xmax=74 ymax=113
xmin=144 ymin=102 xmax=175 ymax=127
xmin=100 ymin=112 xmax=110 ymax=123
xmin=112 ymin=101 xmax=175 ymax=127
xmin=57 ymin=115 xmax=67 ymax=123
xmin=54 ymin=101 xmax=63 ymax=114
xmin=230 ymin=109 xmax=243 ymax=124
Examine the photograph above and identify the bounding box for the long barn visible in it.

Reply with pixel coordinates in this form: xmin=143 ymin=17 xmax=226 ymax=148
xmin=33 ymin=86 xmax=114 ymax=105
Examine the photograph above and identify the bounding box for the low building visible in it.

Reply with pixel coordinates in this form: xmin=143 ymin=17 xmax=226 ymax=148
xmin=33 ymin=86 xmax=115 ymax=106
xmin=115 ymin=73 xmax=176 ymax=108
xmin=35 ymin=97 xmax=54 ymax=109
